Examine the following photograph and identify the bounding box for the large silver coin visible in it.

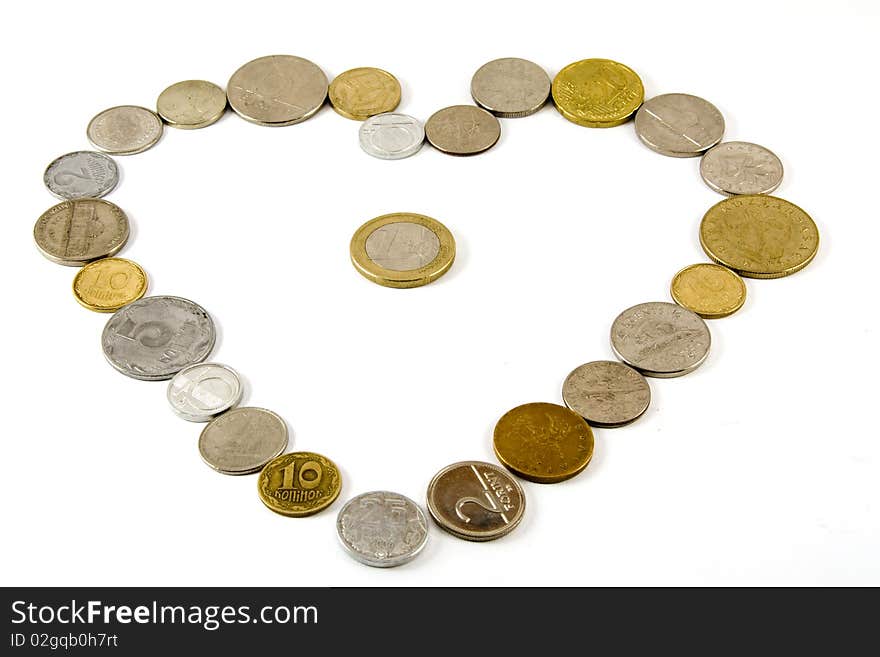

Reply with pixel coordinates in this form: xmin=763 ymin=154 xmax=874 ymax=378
xmin=167 ymin=363 xmax=243 ymax=422
xmin=43 ymin=151 xmax=119 ymax=200
xmin=336 ymin=491 xmax=428 ymax=568
xmin=700 ymin=141 xmax=784 ymax=196
xmin=101 ymin=296 xmax=215 ymax=381
xmin=359 ymin=112 xmax=424 ymax=160
xmin=425 ymin=105 xmax=501 ymax=156
xmin=33 ymin=198 xmax=129 ymax=266
xmin=562 ymin=360 xmax=651 ymax=427
xmin=634 ymin=93 xmax=724 ymax=157
xmin=610 ymin=302 xmax=711 ymax=378
xmin=87 ymin=105 xmax=163 ymax=155
xmin=470 ymin=57 xmax=550 ymax=118
xmin=227 ymin=55 xmax=327 ymax=126
xmin=198 ymin=407 xmax=288 ymax=475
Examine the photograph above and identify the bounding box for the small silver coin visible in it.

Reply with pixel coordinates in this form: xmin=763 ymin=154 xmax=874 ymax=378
xmin=33 ymin=198 xmax=129 ymax=266
xmin=359 ymin=112 xmax=424 ymax=160
xmin=365 ymin=222 xmax=440 ymax=271
xmin=700 ymin=141 xmax=784 ymax=196
xmin=43 ymin=151 xmax=119 ymax=200
xmin=87 ymin=105 xmax=163 ymax=155
xmin=425 ymin=105 xmax=501 ymax=156
xmin=102 ymin=296 xmax=215 ymax=381
xmin=336 ymin=491 xmax=428 ymax=568
xmin=470 ymin=57 xmax=550 ymax=118
xmin=167 ymin=363 xmax=243 ymax=422
xmin=634 ymin=93 xmax=724 ymax=157
xmin=562 ymin=360 xmax=651 ymax=427
xmin=198 ymin=407 xmax=288 ymax=475
xmin=610 ymin=302 xmax=711 ymax=378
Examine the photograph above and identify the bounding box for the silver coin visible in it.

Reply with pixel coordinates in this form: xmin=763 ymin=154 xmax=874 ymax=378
xmin=425 ymin=105 xmax=501 ymax=156
xmin=227 ymin=55 xmax=327 ymax=126
xmin=365 ymin=222 xmax=440 ymax=271
xmin=336 ymin=491 xmax=428 ymax=568
xmin=700 ymin=141 xmax=784 ymax=196
xmin=87 ymin=105 xmax=163 ymax=155
xmin=562 ymin=360 xmax=651 ymax=427
xmin=198 ymin=407 xmax=288 ymax=475
xmin=167 ymin=363 xmax=243 ymax=422
xmin=470 ymin=57 xmax=550 ymax=118
xmin=359 ymin=112 xmax=424 ymax=160
xmin=101 ymin=296 xmax=215 ymax=381
xmin=611 ymin=302 xmax=711 ymax=378
xmin=43 ymin=151 xmax=119 ymax=200
xmin=33 ymin=198 xmax=129 ymax=266
xmin=634 ymin=93 xmax=724 ymax=157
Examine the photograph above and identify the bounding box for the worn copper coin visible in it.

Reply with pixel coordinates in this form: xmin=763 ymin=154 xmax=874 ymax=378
xmin=258 ymin=452 xmax=342 ymax=517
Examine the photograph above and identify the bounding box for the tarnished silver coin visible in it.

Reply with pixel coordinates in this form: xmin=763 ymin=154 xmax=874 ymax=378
xmin=634 ymin=93 xmax=724 ymax=157
xmin=336 ymin=491 xmax=428 ymax=568
xmin=101 ymin=296 xmax=215 ymax=381
xmin=167 ymin=363 xmax=243 ymax=422
xmin=470 ymin=57 xmax=550 ymax=118
xmin=87 ymin=105 xmax=163 ymax=155
xmin=157 ymin=79 xmax=227 ymax=129
xmin=359 ymin=112 xmax=424 ymax=160
xmin=425 ymin=105 xmax=501 ymax=156
xmin=33 ymin=198 xmax=129 ymax=266
xmin=700 ymin=141 xmax=784 ymax=196
xmin=43 ymin=151 xmax=118 ymax=200
xmin=562 ymin=360 xmax=651 ymax=427
xmin=610 ymin=302 xmax=711 ymax=378
xmin=198 ymin=407 xmax=288 ymax=475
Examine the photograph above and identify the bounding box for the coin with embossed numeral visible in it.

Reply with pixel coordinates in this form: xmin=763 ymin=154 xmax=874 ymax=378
xmin=43 ymin=151 xmax=119 ymax=200
xmin=167 ymin=363 xmax=243 ymax=422
xmin=258 ymin=452 xmax=342 ymax=517
xmin=671 ymin=263 xmax=747 ymax=319
xmin=87 ymin=105 xmax=163 ymax=155
xmin=552 ymin=58 xmax=644 ymax=128
xmin=700 ymin=141 xmax=784 ymax=196
xmin=425 ymin=105 xmax=501 ymax=155
xmin=329 ymin=67 xmax=400 ymax=121
xmin=72 ymin=257 xmax=148 ymax=312
xmin=635 ymin=93 xmax=724 ymax=157
xmin=359 ymin=113 xmax=424 ymax=160
xmin=199 ymin=407 xmax=288 ymax=475
xmin=34 ymin=199 xmax=130 ymax=266
xmin=337 ymin=491 xmax=428 ymax=568
xmin=562 ymin=361 xmax=651 ymax=428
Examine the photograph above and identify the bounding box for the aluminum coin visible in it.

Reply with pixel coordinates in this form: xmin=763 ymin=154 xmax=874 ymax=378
xmin=359 ymin=112 xmax=424 ymax=160
xmin=425 ymin=105 xmax=501 ymax=155
xmin=329 ymin=67 xmax=401 ymax=121
xmin=258 ymin=452 xmax=342 ymax=517
xmin=157 ymin=79 xmax=227 ymax=129
xmin=470 ymin=57 xmax=550 ymax=118
xmin=198 ymin=407 xmax=288 ymax=475
xmin=634 ymin=93 xmax=724 ymax=157
xmin=34 ymin=198 xmax=129 ymax=266
xmin=87 ymin=105 xmax=163 ymax=155
xmin=72 ymin=257 xmax=148 ymax=312
xmin=43 ymin=151 xmax=119 ymax=200
xmin=700 ymin=141 xmax=784 ymax=196
xmin=336 ymin=491 xmax=428 ymax=568
xmin=227 ymin=55 xmax=327 ymax=126
xmin=562 ymin=360 xmax=651 ymax=428
xmin=167 ymin=363 xmax=243 ymax=422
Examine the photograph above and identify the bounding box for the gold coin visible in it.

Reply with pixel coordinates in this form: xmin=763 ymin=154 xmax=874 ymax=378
xmin=157 ymin=80 xmax=227 ymax=129
xmin=350 ymin=212 xmax=455 ymax=288
xmin=328 ymin=67 xmax=401 ymax=121
xmin=671 ymin=263 xmax=747 ymax=319
xmin=493 ymin=402 xmax=594 ymax=483
xmin=699 ymin=195 xmax=819 ymax=279
xmin=72 ymin=257 xmax=148 ymax=312
xmin=258 ymin=451 xmax=342 ymax=517
xmin=551 ymin=58 xmax=644 ymax=127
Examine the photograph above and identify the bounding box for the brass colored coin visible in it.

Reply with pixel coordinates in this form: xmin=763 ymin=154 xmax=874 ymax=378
xmin=328 ymin=67 xmax=401 ymax=121
xmin=157 ymin=80 xmax=227 ymax=129
xmin=493 ymin=402 xmax=594 ymax=484
xmin=72 ymin=258 xmax=148 ymax=312
xmin=671 ymin=263 xmax=746 ymax=319
xmin=258 ymin=451 xmax=342 ymax=517
xmin=551 ymin=58 xmax=644 ymax=128
xmin=699 ymin=195 xmax=819 ymax=279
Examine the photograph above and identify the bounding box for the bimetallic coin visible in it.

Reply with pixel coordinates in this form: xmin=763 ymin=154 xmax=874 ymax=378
xmin=157 ymin=79 xmax=227 ymax=129
xmin=425 ymin=105 xmax=501 ymax=156
xmin=258 ymin=452 xmax=342 ymax=517
xmin=699 ymin=195 xmax=819 ymax=279
xmin=426 ymin=461 xmax=525 ymax=541
xmin=470 ymin=57 xmax=550 ymax=118
xmin=87 ymin=105 xmax=163 ymax=155
xmin=328 ymin=67 xmax=401 ymax=121
xmin=227 ymin=55 xmax=327 ymax=126
xmin=610 ymin=302 xmax=711 ymax=378
xmin=167 ymin=363 xmax=243 ymax=422
xmin=671 ymin=263 xmax=747 ymax=319
xmin=198 ymin=407 xmax=288 ymax=475
xmin=562 ymin=361 xmax=651 ymax=428
xmin=43 ymin=151 xmax=118 ymax=200
xmin=336 ymin=491 xmax=428 ymax=568
xmin=34 ymin=199 xmax=129 ymax=266
xmin=634 ymin=93 xmax=724 ymax=157
xmin=493 ymin=402 xmax=594 ymax=483
xmin=700 ymin=141 xmax=784 ymax=196
xmin=101 ymin=296 xmax=215 ymax=381
xmin=359 ymin=113 xmax=424 ymax=160
xmin=552 ymin=58 xmax=644 ymax=128
xmin=72 ymin=257 xmax=147 ymax=312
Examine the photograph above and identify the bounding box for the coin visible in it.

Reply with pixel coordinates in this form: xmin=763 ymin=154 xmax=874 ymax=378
xmin=33 ymin=199 xmax=129 ymax=266
xmin=198 ymin=407 xmax=288 ymax=475
xmin=493 ymin=402 xmax=594 ymax=483
xmin=551 ymin=58 xmax=644 ymax=128
xmin=227 ymin=55 xmax=327 ymax=126
xmin=328 ymin=67 xmax=401 ymax=121
xmin=610 ymin=302 xmax=711 ymax=378
xmin=336 ymin=491 xmax=428 ymax=568
xmin=72 ymin=257 xmax=148 ymax=312
xmin=258 ymin=452 xmax=342 ymax=517
xmin=87 ymin=105 xmax=163 ymax=155
xmin=700 ymin=141 xmax=784 ymax=196
xmin=670 ymin=263 xmax=747 ymax=319
xmin=634 ymin=93 xmax=724 ymax=157
xmin=426 ymin=461 xmax=525 ymax=541
xmin=699 ymin=195 xmax=819 ymax=279
xmin=359 ymin=112 xmax=424 ymax=160
xmin=101 ymin=296 xmax=215 ymax=381
xmin=562 ymin=361 xmax=651 ymax=428
xmin=425 ymin=105 xmax=501 ymax=155
xmin=167 ymin=363 xmax=243 ymax=422
xmin=470 ymin=57 xmax=550 ymax=118
xmin=43 ymin=151 xmax=119 ymax=200
xmin=156 ymin=79 xmax=227 ymax=129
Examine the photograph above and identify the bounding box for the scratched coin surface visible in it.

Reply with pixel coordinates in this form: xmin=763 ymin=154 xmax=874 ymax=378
xmin=493 ymin=402 xmax=594 ymax=483
xmin=426 ymin=461 xmax=525 ymax=541
xmin=227 ymin=55 xmax=327 ymax=126
xmin=336 ymin=491 xmax=428 ymax=568
xmin=157 ymin=79 xmax=227 ymax=129
xmin=562 ymin=361 xmax=651 ymax=428
xmin=101 ymin=296 xmax=215 ymax=381
xmin=700 ymin=195 xmax=819 ymax=279
xmin=198 ymin=407 xmax=288 ymax=475
xmin=328 ymin=67 xmax=401 ymax=121
xmin=72 ymin=257 xmax=148 ymax=312
xmin=470 ymin=57 xmax=550 ymax=118
xmin=551 ymin=58 xmax=644 ymax=127
xmin=359 ymin=112 xmax=424 ymax=160
xmin=167 ymin=362 xmax=243 ymax=422
xmin=610 ymin=302 xmax=711 ymax=378
xmin=33 ymin=198 xmax=129 ymax=266
xmin=700 ymin=141 xmax=784 ymax=196
xmin=258 ymin=452 xmax=342 ymax=517
xmin=671 ymin=263 xmax=747 ymax=319
xmin=43 ymin=151 xmax=118 ymax=200
xmin=634 ymin=93 xmax=724 ymax=157
xmin=87 ymin=105 xmax=163 ymax=155
xmin=424 ymin=105 xmax=501 ymax=155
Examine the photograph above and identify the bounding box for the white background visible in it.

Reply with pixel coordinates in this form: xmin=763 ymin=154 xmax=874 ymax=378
xmin=1 ymin=0 xmax=877 ymax=586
